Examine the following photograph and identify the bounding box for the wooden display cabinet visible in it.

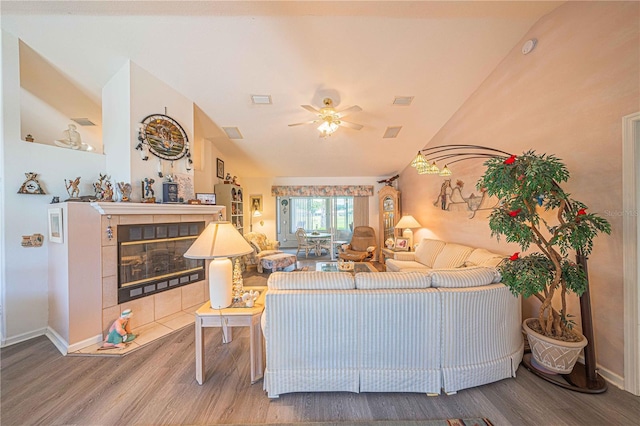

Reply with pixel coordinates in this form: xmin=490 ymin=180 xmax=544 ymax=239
xmin=214 ymin=183 xmax=244 ymax=234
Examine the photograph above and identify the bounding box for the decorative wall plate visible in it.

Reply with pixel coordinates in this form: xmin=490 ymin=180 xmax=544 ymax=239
xmin=140 ymin=114 xmax=189 ymax=160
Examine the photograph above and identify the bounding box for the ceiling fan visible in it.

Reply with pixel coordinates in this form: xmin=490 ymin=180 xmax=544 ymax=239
xmin=288 ymin=97 xmax=363 ymax=137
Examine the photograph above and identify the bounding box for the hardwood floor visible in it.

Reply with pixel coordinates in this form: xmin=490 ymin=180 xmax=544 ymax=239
xmin=2 ymin=261 xmax=639 ymax=425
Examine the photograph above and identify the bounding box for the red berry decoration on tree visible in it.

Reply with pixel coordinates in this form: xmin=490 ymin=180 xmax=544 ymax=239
xmin=509 ymin=252 xmax=520 ymax=261
xmin=577 ymin=208 xmax=587 ymax=215
xmin=504 ymin=154 xmax=517 ymax=165
xmin=509 ymin=208 xmax=522 ymax=217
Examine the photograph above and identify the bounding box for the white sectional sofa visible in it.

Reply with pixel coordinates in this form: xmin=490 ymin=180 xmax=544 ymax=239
xmin=385 ymin=238 xmax=506 ymax=272
xmin=262 ymin=253 xmax=523 ymax=398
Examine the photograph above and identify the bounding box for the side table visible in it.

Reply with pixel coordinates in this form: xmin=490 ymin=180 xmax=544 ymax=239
xmin=380 ymin=247 xmax=397 ymax=267
xmin=195 ymin=286 xmax=267 ymax=385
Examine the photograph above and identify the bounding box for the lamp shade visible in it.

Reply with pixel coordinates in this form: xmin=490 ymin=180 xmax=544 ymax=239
xmin=395 ymin=215 xmax=421 ymax=229
xmin=184 ymin=221 xmax=253 ymax=259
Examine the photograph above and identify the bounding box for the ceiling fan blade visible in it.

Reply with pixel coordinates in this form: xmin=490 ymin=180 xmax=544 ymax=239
xmin=336 ymin=105 xmax=362 ymax=118
xmin=301 ymin=105 xmax=321 ymax=114
xmin=338 ymin=120 xmax=363 ymax=130
xmin=288 ymin=119 xmax=321 ymax=127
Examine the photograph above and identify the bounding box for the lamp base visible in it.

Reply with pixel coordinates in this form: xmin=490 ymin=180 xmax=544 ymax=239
xmin=208 ymin=258 xmax=233 ymax=309
xmin=402 ymin=228 xmax=414 ymax=251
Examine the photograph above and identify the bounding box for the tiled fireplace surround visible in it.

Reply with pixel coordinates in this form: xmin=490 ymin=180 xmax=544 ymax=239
xmin=47 ymin=202 xmax=227 ymax=354
xmin=94 ymin=203 xmax=224 ymax=346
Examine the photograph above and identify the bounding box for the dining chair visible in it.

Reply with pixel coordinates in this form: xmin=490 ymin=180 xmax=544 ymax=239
xmin=295 ymin=228 xmax=315 ymax=258
xmin=318 ymin=228 xmax=334 ymax=257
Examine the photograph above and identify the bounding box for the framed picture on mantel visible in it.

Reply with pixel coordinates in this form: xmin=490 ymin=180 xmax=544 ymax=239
xmin=216 ymin=158 xmax=224 ymax=179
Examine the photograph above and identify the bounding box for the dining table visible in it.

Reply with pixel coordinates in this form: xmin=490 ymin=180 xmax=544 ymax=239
xmin=304 ymin=232 xmax=331 ymax=256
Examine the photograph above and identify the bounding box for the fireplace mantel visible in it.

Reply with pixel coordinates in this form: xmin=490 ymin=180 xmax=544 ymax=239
xmin=90 ymin=202 xmax=224 ymax=216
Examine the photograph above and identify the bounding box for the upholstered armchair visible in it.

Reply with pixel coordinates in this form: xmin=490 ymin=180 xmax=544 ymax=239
xmin=338 ymin=226 xmax=377 ymax=262
xmin=243 ymin=232 xmax=282 ymax=270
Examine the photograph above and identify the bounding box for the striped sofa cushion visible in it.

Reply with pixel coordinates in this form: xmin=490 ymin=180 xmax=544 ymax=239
xmin=429 ymin=267 xmax=501 ymax=288
xmin=267 ymin=271 xmax=355 ymax=290
xmin=432 ymin=243 xmax=474 ymax=269
xmin=465 ymin=248 xmax=506 ymax=268
xmin=414 ymin=239 xmax=446 ymax=268
xmin=355 ymin=271 xmax=431 ymax=289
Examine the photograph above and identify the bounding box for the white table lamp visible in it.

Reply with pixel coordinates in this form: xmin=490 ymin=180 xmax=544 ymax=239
xmin=395 ymin=215 xmax=422 ymax=250
xmin=184 ymin=221 xmax=253 ymax=309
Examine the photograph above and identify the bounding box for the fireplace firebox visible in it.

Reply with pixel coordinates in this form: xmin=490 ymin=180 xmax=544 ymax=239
xmin=117 ymin=221 xmax=205 ymax=303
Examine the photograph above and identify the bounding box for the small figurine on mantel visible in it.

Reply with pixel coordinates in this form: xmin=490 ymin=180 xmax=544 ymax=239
xmin=100 ymin=309 xmax=137 ymax=350
xmin=103 ymin=181 xmax=114 ymax=202
xmin=117 ymin=182 xmax=132 ymax=202
xmin=142 ymin=177 xmax=156 ymax=203
xmin=224 ymin=173 xmax=232 ymax=184
xmin=65 ymin=177 xmax=81 ymax=200
xmin=232 ymin=176 xmax=239 ymax=186
xmin=93 ymin=173 xmax=112 ymax=201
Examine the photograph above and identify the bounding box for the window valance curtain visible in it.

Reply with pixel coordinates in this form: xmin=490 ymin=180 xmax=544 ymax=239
xmin=271 ymin=185 xmax=374 ymax=197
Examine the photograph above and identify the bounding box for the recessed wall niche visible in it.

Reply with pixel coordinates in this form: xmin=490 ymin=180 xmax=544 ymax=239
xmin=19 ymin=40 xmax=103 ymax=153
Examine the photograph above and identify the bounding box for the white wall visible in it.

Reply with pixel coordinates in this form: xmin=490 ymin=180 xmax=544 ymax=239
xmin=1 ymin=36 xmax=204 ymax=346
xmin=103 ymin=61 xmax=195 ymax=202
xmin=2 ymin=31 xmax=106 ymax=345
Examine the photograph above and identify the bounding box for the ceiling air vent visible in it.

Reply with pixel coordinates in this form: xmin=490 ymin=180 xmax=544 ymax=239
xmin=222 ymin=127 xmax=243 ymax=139
xmin=392 ymin=96 xmax=414 ymax=106
xmin=383 ymin=126 xmax=402 ymax=139
xmin=70 ymin=117 xmax=96 ymax=126
xmin=251 ymin=95 xmax=272 ymax=105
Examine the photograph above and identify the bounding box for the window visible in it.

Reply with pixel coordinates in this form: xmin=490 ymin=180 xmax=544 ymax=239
xmin=289 ymin=197 xmax=353 ymax=233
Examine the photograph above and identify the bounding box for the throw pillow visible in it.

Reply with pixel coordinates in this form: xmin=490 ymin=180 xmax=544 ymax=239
xmin=414 ymin=239 xmax=446 ymax=268
xmin=250 ymin=239 xmax=262 ymax=253
xmin=432 ymin=243 xmax=474 ymax=269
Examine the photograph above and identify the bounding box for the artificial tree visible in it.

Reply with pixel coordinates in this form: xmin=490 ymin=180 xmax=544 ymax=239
xmin=477 ymin=151 xmax=611 ymax=341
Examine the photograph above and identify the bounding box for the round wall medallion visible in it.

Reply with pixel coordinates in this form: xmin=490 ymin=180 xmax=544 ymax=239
xmin=140 ymin=114 xmax=189 ymax=160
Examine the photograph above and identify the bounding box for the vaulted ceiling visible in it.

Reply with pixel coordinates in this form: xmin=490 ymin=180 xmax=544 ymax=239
xmin=1 ymin=0 xmax=562 ymax=178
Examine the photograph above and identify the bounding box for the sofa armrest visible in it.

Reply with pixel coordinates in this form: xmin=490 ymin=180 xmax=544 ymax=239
xmin=392 ymin=251 xmax=416 ymax=261
xmin=266 ymin=241 xmax=281 ymax=250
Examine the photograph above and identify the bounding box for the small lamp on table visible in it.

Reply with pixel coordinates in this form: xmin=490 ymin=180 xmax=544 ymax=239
xmin=395 ymin=215 xmax=422 ymax=251
xmin=184 ymin=221 xmax=253 ymax=309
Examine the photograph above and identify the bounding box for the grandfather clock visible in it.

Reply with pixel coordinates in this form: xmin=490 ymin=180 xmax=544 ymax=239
xmin=378 ymin=186 xmax=401 ymax=262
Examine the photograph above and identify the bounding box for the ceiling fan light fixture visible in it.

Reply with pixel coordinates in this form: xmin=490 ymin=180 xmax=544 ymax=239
xmin=383 ymin=126 xmax=402 ymax=139
xmin=222 ymin=127 xmax=243 ymax=139
xmin=318 ymin=120 xmax=339 ymax=137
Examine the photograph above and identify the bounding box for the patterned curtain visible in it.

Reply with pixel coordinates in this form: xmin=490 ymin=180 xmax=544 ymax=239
xmin=271 ymin=185 xmax=374 ymax=197
xmin=353 ymin=196 xmax=369 ymax=227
